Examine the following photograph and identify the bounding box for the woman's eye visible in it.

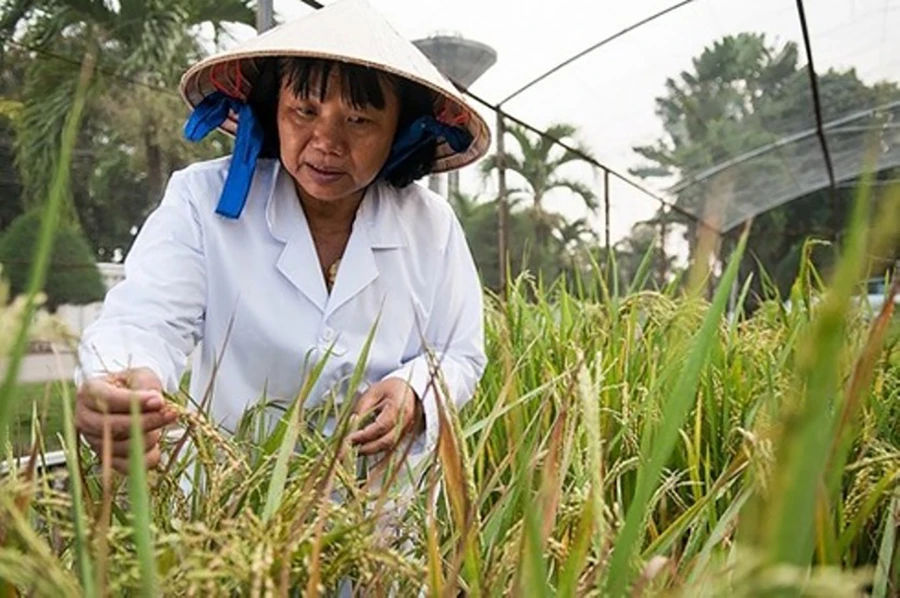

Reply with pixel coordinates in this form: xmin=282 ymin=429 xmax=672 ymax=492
xmin=348 ymin=115 xmax=371 ymax=125
xmin=295 ymin=105 xmax=316 ymax=117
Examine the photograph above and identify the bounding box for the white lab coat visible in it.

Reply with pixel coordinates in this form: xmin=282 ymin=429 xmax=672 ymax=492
xmin=77 ymin=156 xmax=486 ymax=457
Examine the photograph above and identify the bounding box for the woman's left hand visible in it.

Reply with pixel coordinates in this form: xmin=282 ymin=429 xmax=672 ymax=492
xmin=350 ymin=378 xmax=425 ymax=455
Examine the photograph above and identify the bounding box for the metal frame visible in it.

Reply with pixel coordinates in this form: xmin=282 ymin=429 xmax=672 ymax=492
xmin=0 ymin=449 xmax=68 ymax=477
xmin=497 ymin=0 xmax=695 ymax=107
xmin=795 ymin=0 xmax=836 ymax=196
xmin=461 ymin=89 xmax=717 ymax=232
xmin=671 ymin=100 xmax=900 ymax=194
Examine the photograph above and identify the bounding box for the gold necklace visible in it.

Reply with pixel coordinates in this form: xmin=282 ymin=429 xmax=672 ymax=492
xmin=325 ymin=257 xmax=341 ymax=292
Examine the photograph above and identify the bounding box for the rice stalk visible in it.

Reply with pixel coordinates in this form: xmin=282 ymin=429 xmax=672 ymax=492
xmin=604 ymin=227 xmax=749 ymax=595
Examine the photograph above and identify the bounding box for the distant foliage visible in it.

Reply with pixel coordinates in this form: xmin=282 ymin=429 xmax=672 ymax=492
xmin=0 ymin=211 xmax=105 ymax=310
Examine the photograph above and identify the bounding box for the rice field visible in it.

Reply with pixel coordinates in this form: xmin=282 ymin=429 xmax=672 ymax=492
xmin=1 ymin=234 xmax=899 ymax=595
xmin=1 ymin=58 xmax=900 ymax=596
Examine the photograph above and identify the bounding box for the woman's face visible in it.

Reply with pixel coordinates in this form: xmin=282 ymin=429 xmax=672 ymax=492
xmin=276 ymin=69 xmax=400 ymax=204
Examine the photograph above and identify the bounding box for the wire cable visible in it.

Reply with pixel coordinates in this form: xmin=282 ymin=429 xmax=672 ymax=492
xmin=1 ymin=35 xmax=180 ymax=97
xmin=498 ymin=0 xmax=695 ymax=107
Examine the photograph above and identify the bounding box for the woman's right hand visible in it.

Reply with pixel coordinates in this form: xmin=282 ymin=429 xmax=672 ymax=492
xmin=75 ymin=367 xmax=179 ymax=474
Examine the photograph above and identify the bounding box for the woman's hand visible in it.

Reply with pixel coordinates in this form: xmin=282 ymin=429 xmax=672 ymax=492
xmin=349 ymin=377 xmax=425 ymax=456
xmin=75 ymin=367 xmax=179 ymax=474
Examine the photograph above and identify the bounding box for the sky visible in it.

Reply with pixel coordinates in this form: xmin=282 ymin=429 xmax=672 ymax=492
xmin=216 ymin=0 xmax=900 ymax=248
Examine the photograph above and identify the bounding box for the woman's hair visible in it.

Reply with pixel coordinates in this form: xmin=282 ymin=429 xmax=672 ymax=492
xmin=247 ymin=57 xmax=438 ymax=188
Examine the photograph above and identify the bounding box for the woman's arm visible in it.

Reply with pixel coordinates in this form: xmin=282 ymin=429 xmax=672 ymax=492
xmin=383 ymin=213 xmax=487 ymax=452
xmin=75 ymin=169 xmax=208 ymax=472
xmin=77 ymin=169 xmax=208 ymax=392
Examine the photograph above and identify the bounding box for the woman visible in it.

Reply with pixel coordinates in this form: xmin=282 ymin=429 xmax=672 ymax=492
xmin=74 ymin=0 xmax=490 ymax=476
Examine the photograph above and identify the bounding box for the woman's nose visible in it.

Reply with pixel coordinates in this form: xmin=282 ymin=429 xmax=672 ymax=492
xmin=310 ymin=116 xmax=347 ymax=155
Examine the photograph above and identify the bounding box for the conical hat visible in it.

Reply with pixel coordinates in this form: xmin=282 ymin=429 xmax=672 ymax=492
xmin=179 ymin=0 xmax=490 ymax=174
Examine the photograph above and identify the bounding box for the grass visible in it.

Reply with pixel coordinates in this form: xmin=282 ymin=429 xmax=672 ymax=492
xmin=7 ymin=372 xmax=189 ymax=456
xmin=888 ymin=319 xmax=900 ymax=367
xmin=7 ymin=380 xmax=73 ymax=455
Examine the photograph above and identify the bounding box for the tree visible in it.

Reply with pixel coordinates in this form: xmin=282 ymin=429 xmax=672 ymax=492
xmin=481 ymin=122 xmax=599 ymax=265
xmin=631 ymin=34 xmax=799 ymax=249
xmin=0 ymin=104 xmax=23 ymax=232
xmin=0 ymin=44 xmax=29 ymax=231
xmin=3 ymin=0 xmax=253 ymax=230
xmin=450 ymin=191 xmax=600 ymax=293
xmin=631 ymin=32 xmax=900 ymax=299
xmin=0 ymin=211 xmax=106 ymax=310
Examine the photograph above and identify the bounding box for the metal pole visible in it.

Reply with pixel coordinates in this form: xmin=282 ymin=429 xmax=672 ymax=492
xmin=604 ymin=169 xmax=611 ymax=256
xmin=257 ymin=0 xmax=274 ymax=32
xmin=428 ymin=174 xmax=442 ymax=194
xmin=496 ymin=111 xmax=509 ymax=297
xmin=658 ymin=208 xmax=668 ymax=284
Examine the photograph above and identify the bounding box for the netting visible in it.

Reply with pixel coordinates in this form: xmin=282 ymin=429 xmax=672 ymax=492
xmin=469 ymin=0 xmax=900 ymax=234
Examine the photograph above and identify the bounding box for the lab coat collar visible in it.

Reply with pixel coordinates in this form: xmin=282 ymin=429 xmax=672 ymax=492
xmin=264 ymin=161 xmax=408 ymax=315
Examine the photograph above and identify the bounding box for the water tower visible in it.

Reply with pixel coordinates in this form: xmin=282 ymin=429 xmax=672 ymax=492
xmin=413 ymin=33 xmax=497 ymax=197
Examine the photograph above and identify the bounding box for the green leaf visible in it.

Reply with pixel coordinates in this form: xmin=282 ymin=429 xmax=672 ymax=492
xmin=61 ymin=377 xmax=96 ymax=597
xmin=128 ymin=397 xmax=157 ymax=597
xmin=0 ymin=44 xmax=93 ymax=455
xmin=872 ymin=488 xmax=900 ymax=598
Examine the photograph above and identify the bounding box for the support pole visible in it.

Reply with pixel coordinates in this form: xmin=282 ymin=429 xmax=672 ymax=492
xmin=659 ymin=208 xmax=668 ymax=284
xmin=795 ymin=0 xmax=836 ymax=195
xmin=604 ymin=168 xmax=611 ymax=256
xmin=448 ymin=171 xmax=460 ymax=198
xmin=496 ymin=111 xmax=509 ymax=297
xmin=257 ymin=0 xmax=274 ymax=32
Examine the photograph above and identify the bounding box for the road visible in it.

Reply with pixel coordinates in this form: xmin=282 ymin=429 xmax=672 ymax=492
xmin=0 ymin=351 xmax=76 ymax=384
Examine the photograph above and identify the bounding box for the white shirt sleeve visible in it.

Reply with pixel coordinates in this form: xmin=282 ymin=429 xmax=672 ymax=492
xmin=76 ymin=171 xmax=207 ymax=392
xmin=385 ymin=213 xmax=487 ymax=453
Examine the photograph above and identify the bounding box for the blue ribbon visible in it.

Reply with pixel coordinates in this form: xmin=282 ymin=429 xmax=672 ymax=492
xmin=380 ymin=115 xmax=473 ymax=180
xmin=184 ymin=91 xmax=264 ymax=219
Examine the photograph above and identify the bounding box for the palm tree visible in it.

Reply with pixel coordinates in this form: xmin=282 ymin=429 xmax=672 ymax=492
xmin=3 ymin=0 xmax=254 ymax=224
xmin=553 ymin=216 xmax=599 ymax=275
xmin=448 ymin=190 xmax=580 ymax=292
xmin=481 ymin=122 xmax=599 ymax=256
xmin=555 ymin=217 xmax=597 ymax=251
